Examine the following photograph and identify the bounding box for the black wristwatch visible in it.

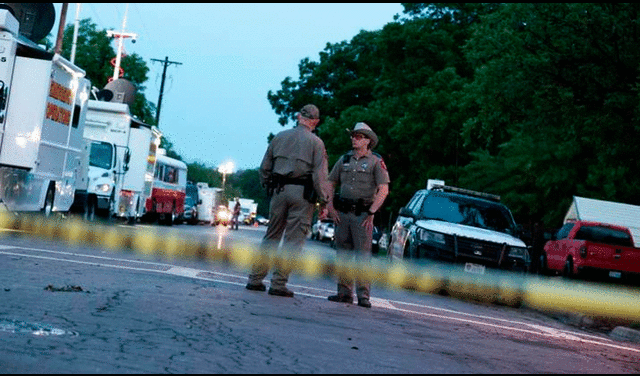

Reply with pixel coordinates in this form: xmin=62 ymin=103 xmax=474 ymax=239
xmin=367 ymin=209 xmax=376 ymax=216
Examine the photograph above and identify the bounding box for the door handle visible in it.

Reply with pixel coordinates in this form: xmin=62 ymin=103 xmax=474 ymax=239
xmin=614 ymin=255 xmax=621 ymax=259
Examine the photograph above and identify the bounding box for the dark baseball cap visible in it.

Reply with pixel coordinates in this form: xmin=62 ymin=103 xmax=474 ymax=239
xmin=300 ymin=104 xmax=320 ymax=120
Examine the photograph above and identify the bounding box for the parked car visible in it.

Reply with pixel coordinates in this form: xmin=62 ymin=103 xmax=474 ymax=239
xmin=311 ymin=219 xmax=332 ymax=240
xmin=372 ymin=226 xmax=383 ymax=256
xmin=318 ymin=221 xmax=335 ymax=242
xmin=256 ymin=215 xmax=269 ymax=225
xmin=541 ymin=220 xmax=639 ymax=281
xmin=182 ymin=196 xmax=199 ymax=225
xmin=388 ymin=179 xmax=530 ymax=274
xmin=311 ymin=218 xmax=334 ymax=241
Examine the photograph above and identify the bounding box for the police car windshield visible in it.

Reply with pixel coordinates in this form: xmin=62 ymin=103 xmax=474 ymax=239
xmin=420 ymin=193 xmax=516 ymax=235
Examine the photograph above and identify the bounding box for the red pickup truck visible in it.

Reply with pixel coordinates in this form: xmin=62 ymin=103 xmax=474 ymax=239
xmin=541 ymin=220 xmax=640 ymax=280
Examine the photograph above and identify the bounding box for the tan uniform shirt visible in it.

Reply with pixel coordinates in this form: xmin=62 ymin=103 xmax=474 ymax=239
xmin=328 ymin=150 xmax=390 ymax=202
xmin=259 ymin=125 xmax=330 ymax=203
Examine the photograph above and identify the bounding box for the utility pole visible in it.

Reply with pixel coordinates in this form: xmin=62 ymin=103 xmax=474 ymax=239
xmin=54 ymin=3 xmax=68 ymax=55
xmin=150 ymin=56 xmax=182 ymax=127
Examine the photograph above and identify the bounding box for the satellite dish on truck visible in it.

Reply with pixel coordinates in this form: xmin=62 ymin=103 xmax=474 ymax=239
xmin=103 ymin=79 xmax=137 ymax=107
xmin=0 ymin=3 xmax=55 ymax=42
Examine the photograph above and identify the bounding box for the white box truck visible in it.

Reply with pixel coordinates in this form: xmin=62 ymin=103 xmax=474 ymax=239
xmin=0 ymin=8 xmax=91 ymax=215
xmin=77 ymin=100 xmax=161 ymax=223
xmin=195 ymin=183 xmax=223 ymax=224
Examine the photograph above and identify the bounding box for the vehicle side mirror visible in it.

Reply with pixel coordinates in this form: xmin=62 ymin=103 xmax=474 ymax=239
xmin=123 ymin=148 xmax=131 ymax=172
xmin=398 ymin=207 xmax=414 ymax=218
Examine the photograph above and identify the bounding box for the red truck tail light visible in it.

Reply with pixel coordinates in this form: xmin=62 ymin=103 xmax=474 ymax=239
xmin=121 ymin=190 xmax=134 ymax=197
xmin=579 ymin=245 xmax=587 ymax=259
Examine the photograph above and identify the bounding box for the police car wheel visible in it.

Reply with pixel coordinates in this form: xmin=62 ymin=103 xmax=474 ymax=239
xmin=403 ymin=239 xmax=416 ymax=259
xmin=537 ymin=253 xmax=549 ymax=275
xmin=42 ymin=185 xmax=55 ymax=217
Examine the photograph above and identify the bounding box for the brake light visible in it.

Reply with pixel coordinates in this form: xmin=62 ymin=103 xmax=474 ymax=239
xmin=579 ymin=245 xmax=587 ymax=259
xmin=121 ymin=190 xmax=134 ymax=197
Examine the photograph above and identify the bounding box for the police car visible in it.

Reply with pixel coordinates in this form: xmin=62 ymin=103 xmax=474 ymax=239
xmin=387 ymin=180 xmax=530 ymax=274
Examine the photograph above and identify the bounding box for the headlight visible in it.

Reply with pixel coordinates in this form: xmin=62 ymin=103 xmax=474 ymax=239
xmin=508 ymin=246 xmax=529 ymax=261
xmin=95 ymin=183 xmax=111 ymax=193
xmin=417 ymin=229 xmax=446 ymax=245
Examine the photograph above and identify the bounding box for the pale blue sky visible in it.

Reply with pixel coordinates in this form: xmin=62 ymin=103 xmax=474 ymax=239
xmin=53 ymin=3 xmax=404 ymax=171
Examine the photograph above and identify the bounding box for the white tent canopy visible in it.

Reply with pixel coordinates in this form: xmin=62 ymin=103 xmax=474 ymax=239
xmin=564 ymin=196 xmax=640 ymax=247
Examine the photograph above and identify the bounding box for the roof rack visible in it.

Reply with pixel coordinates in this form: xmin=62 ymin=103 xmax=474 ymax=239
xmin=429 ymin=183 xmax=501 ymax=202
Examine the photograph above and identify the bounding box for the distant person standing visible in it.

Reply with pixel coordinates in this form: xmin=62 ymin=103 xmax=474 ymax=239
xmin=246 ymin=104 xmax=331 ymax=298
xmin=231 ymin=200 xmax=241 ymax=230
xmin=325 ymin=122 xmax=389 ymax=308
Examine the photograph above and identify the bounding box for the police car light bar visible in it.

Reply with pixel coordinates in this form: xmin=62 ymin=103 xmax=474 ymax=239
xmin=427 ymin=179 xmax=501 ymax=202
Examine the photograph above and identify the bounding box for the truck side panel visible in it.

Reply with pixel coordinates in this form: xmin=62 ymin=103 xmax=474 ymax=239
xmin=0 ymin=30 xmax=18 ymax=155
xmin=0 ymin=56 xmax=50 ymax=170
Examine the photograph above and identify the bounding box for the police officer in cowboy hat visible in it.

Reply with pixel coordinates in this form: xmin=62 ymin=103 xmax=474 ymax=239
xmin=323 ymin=122 xmax=390 ymax=308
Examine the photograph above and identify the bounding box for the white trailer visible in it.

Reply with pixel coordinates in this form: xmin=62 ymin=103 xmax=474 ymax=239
xmin=195 ymin=183 xmax=223 ymax=224
xmin=0 ymin=9 xmax=91 ymax=215
xmin=78 ymin=100 xmax=161 ymax=223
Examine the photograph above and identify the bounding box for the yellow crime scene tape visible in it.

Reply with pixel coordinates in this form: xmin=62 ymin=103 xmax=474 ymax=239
xmin=1 ymin=211 xmax=639 ymax=322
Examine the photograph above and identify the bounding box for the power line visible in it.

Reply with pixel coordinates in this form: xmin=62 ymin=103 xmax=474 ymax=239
xmin=150 ymin=56 xmax=182 ymax=127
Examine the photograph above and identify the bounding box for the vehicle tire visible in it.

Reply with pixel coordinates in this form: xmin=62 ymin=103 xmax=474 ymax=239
xmin=563 ymin=258 xmax=575 ymax=279
xmin=84 ymin=196 xmax=97 ymax=222
xmin=536 ymin=253 xmax=548 ymax=275
xmin=403 ymin=238 xmax=417 ymax=259
xmin=41 ymin=184 xmax=55 ymax=218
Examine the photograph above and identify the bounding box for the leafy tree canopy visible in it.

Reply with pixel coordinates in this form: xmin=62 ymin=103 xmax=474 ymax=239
xmin=267 ymin=3 xmax=640 ymax=231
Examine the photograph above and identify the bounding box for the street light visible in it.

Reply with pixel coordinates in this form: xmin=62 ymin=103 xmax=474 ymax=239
xmin=218 ymin=161 xmax=234 ymax=192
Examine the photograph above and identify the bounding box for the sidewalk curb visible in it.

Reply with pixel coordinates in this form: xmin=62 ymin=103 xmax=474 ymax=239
xmin=609 ymin=326 xmax=640 ymax=344
xmin=558 ymin=312 xmax=640 ymax=344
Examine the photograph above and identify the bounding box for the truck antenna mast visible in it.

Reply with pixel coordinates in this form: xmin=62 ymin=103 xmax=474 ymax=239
xmin=106 ymin=3 xmax=138 ymax=82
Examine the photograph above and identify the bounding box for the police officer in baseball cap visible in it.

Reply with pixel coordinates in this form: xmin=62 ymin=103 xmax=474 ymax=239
xmin=246 ymin=104 xmax=331 ymax=298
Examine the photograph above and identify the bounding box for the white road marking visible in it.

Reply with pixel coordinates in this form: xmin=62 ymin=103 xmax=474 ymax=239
xmin=1 ymin=243 xmax=639 ymax=354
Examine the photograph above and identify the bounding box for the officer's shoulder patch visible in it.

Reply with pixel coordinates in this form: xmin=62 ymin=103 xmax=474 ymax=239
xmin=372 ymin=152 xmax=386 ymax=168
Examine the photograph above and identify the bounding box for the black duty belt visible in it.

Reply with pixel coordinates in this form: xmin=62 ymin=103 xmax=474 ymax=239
xmin=266 ymin=174 xmax=317 ymax=204
xmin=334 ymin=196 xmax=371 ymax=216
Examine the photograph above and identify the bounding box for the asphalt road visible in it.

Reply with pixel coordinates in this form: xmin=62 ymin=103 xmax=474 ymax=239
xmin=1 ymin=222 xmax=639 ymax=373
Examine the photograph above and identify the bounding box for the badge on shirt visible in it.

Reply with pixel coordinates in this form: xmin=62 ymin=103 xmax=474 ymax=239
xmin=361 ymin=162 xmax=368 ymax=170
xmin=380 ymin=159 xmax=388 ymax=171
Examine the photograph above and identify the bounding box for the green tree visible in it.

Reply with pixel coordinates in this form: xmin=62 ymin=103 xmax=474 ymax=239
xmin=266 ymin=4 xmax=496 ymax=221
xmin=461 ymin=3 xmax=640 ymax=227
